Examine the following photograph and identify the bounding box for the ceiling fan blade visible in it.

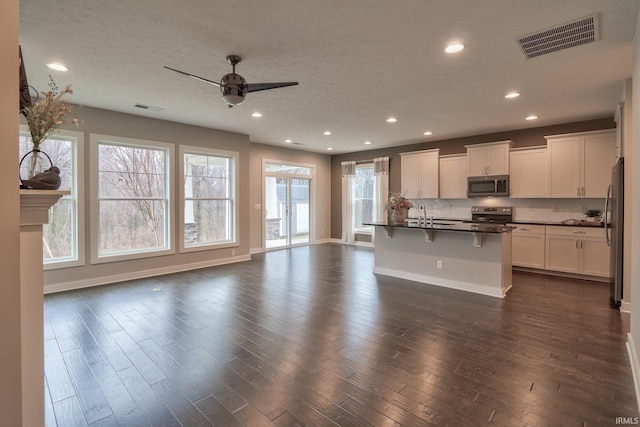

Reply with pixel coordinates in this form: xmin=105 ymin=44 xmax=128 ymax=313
xmin=247 ymin=82 xmax=299 ymax=93
xmin=164 ymin=66 xmax=220 ymax=87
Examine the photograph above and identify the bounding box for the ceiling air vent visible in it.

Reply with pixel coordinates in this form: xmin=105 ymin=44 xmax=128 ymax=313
xmin=134 ymin=103 xmax=164 ymax=112
xmin=517 ymin=14 xmax=599 ymax=59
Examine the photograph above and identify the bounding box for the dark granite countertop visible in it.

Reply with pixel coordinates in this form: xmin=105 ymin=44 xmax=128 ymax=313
xmin=365 ymin=221 xmax=513 ymax=234
xmin=406 ymin=217 xmax=605 ymax=228
xmin=507 ymin=219 xmax=604 ymax=227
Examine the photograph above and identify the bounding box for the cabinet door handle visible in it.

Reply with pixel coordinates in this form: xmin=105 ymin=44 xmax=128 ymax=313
xmin=577 ymin=187 xmax=580 ymax=197
xmin=573 ymin=231 xmax=586 ymax=234
xmin=521 ymin=228 xmax=531 ymax=231
xmin=576 ymin=240 xmax=579 ymax=249
xmin=582 ymin=187 xmax=585 ymax=197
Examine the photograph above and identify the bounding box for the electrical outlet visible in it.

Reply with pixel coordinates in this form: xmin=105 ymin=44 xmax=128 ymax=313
xmin=231 ymin=249 xmax=236 ymax=256
xmin=437 ymin=260 xmax=443 ymax=269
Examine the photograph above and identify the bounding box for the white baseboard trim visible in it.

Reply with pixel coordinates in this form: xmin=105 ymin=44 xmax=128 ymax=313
xmin=512 ymin=266 xmax=608 ymax=283
xmin=329 ymin=238 xmax=374 ymax=247
xmin=43 ymin=254 xmax=252 ymax=294
xmin=314 ymin=238 xmax=332 ymax=245
xmin=373 ymin=266 xmax=506 ymax=298
xmin=626 ymin=332 xmax=640 ymax=414
xmin=250 ymin=247 xmax=264 ymax=254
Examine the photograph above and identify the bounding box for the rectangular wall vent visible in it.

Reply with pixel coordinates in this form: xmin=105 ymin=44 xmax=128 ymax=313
xmin=517 ymin=14 xmax=599 ymax=59
xmin=134 ymin=103 xmax=164 ymax=112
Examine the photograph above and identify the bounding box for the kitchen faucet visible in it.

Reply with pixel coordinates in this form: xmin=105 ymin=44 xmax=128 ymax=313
xmin=420 ymin=205 xmax=433 ymax=226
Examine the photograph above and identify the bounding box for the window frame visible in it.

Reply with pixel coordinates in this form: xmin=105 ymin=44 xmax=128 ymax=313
xmin=353 ymin=163 xmax=374 ymax=235
xmin=178 ymin=145 xmax=239 ymax=253
xmin=20 ymin=126 xmax=86 ymax=269
xmin=89 ymin=134 xmax=175 ymax=264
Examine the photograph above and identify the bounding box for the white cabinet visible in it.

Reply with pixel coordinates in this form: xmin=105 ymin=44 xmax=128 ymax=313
xmin=509 ymin=224 xmax=545 ymax=269
xmin=439 ymin=154 xmax=467 ymax=199
xmin=546 ymin=130 xmax=616 ymax=198
xmin=509 ymin=147 xmax=548 ymax=198
xmin=465 ymin=141 xmax=512 ymax=176
xmin=400 ymin=149 xmax=439 ymax=199
xmin=544 ymin=226 xmax=609 ymax=277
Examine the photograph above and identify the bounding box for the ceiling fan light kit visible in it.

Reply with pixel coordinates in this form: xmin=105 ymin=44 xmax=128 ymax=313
xmin=164 ymin=55 xmax=298 ymax=108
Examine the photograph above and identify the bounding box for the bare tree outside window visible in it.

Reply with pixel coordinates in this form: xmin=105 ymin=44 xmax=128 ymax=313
xmin=97 ymin=142 xmax=169 ymax=255
xmin=183 ymin=152 xmax=235 ymax=247
xmin=19 ymin=133 xmax=77 ymax=262
xmin=354 ymin=164 xmax=374 ymax=233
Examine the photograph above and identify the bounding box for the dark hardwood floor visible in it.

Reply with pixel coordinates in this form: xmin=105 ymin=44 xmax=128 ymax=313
xmin=44 ymin=243 xmax=638 ymax=426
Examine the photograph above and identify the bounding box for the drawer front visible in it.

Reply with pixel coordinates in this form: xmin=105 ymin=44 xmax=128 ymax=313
xmin=508 ymin=224 xmax=545 ymax=235
xmin=545 ymin=225 xmax=604 ymax=238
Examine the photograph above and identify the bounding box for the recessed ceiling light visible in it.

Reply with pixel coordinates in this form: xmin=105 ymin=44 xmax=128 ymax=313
xmin=505 ymin=92 xmax=520 ymax=99
xmin=251 ymin=112 xmax=263 ymax=118
xmin=526 ymin=115 xmax=538 ymax=121
xmin=386 ymin=117 xmax=398 ymax=123
xmin=323 ymin=131 xmax=332 ymax=136
xmin=445 ymin=42 xmax=465 ymax=54
xmin=47 ymin=63 xmax=69 ymax=72
xmin=364 ymin=141 xmax=372 ymax=145
xmin=284 ymin=139 xmax=292 ymax=143
xmin=423 ymin=131 xmax=433 ymax=136
xmin=326 ymin=147 xmax=333 ymax=151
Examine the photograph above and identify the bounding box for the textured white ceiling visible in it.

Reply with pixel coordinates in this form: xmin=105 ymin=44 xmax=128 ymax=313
xmin=19 ymin=0 xmax=640 ymax=154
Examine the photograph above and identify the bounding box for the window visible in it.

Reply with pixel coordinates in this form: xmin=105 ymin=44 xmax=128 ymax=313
xmin=180 ymin=146 xmax=238 ymax=251
xmin=19 ymin=127 xmax=85 ymax=268
xmin=353 ymin=163 xmax=374 ymax=234
xmin=90 ymin=134 xmax=174 ymax=262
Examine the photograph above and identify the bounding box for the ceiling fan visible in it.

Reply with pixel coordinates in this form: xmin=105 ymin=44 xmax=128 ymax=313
xmin=164 ymin=55 xmax=298 ymax=108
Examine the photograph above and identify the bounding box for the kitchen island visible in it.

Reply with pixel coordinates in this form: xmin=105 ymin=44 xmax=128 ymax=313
xmin=368 ymin=221 xmax=513 ymax=298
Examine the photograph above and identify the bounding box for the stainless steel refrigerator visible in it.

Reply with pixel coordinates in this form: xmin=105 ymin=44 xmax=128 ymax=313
xmin=605 ymin=157 xmax=624 ymax=306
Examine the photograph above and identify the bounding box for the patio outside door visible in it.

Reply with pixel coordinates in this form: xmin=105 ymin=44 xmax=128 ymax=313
xmin=264 ymin=163 xmax=312 ymax=249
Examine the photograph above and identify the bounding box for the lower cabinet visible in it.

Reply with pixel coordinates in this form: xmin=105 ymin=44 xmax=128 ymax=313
xmin=544 ymin=226 xmax=609 ymax=277
xmin=509 ymin=224 xmax=545 ymax=269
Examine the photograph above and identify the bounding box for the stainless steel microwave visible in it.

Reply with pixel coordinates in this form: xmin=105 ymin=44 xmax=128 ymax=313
xmin=467 ymin=175 xmax=509 ymax=197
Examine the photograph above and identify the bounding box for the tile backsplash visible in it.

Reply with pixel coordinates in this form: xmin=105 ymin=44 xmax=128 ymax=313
xmin=407 ymin=198 xmax=606 ymax=222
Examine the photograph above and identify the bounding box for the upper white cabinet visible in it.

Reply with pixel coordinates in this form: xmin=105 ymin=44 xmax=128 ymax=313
xmin=400 ymin=149 xmax=439 ymax=199
xmin=546 ymin=130 xmax=616 ymax=198
xmin=465 ymin=141 xmax=512 ymax=176
xmin=509 ymin=147 xmax=548 ymax=198
xmin=439 ymin=154 xmax=468 ymax=199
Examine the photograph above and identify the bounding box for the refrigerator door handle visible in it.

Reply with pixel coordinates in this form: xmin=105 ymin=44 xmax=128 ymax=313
xmin=604 ymin=184 xmax=612 ymax=246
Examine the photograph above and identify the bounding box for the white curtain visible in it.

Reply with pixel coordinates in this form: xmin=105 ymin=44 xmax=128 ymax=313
xmin=341 ymin=161 xmax=356 ymax=243
xmin=371 ymin=157 xmax=389 ymax=244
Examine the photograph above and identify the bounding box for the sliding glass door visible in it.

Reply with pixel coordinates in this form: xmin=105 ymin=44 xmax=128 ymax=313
xmin=264 ymin=163 xmax=312 ymax=249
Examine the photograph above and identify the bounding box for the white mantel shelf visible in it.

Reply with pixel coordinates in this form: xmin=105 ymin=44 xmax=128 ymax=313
xmin=20 ymin=189 xmax=67 ymax=427
xmin=20 ymin=190 xmax=69 ymax=225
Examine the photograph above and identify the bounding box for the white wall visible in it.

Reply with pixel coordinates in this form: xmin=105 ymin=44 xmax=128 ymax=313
xmin=0 ymin=0 xmax=24 ymax=424
xmin=249 ymin=143 xmax=332 ymax=252
xmin=629 ymin=7 xmax=640 ymax=395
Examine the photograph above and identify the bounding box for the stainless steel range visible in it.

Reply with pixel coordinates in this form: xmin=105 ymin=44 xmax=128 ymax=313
xmin=470 ymin=206 xmax=513 ymax=224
